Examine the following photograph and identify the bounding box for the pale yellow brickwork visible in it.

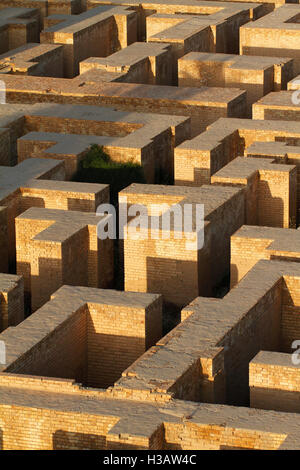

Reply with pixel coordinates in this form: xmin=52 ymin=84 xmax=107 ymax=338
xmin=0 ymin=102 xmax=190 ymax=180
xmin=0 ymin=158 xmax=109 ymax=264
xmin=240 ymin=6 xmax=300 ymax=74
xmin=245 ymin=141 xmax=300 ymax=223
xmin=40 ymin=6 xmax=138 ymax=77
xmin=79 ymin=42 xmax=174 ymax=86
xmin=250 ymin=351 xmax=300 ymax=413
xmin=0 ymin=7 xmax=40 ymax=53
xmin=253 ymin=91 xmax=300 ymax=122
xmin=231 ymin=225 xmax=300 ymax=287
xmin=175 ymin=118 xmax=300 ymax=186
xmin=211 ymin=156 xmax=297 ymax=228
xmin=16 ymin=208 xmax=114 ymax=311
xmin=120 ymin=182 xmax=244 ymax=307
xmin=0 ymin=43 xmax=64 ymax=76
xmin=0 ymin=1 xmax=82 ymax=25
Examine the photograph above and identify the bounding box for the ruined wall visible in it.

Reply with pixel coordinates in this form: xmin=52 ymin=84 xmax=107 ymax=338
xmin=87 ymin=299 xmax=162 ymax=388
xmin=250 ymin=351 xmax=300 ymax=413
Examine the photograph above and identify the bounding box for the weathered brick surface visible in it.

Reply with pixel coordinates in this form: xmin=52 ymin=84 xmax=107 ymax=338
xmin=240 ymin=6 xmax=300 ymax=74
xmin=0 ymin=7 xmax=40 ymax=53
xmin=175 ymin=118 xmax=300 ymax=186
xmin=0 ymin=43 xmax=64 ymax=76
xmin=0 ymin=74 xmax=246 ymax=137
xmin=0 ymin=286 xmax=162 ymax=388
xmin=0 ymin=102 xmax=190 ymax=180
xmin=212 ymin=156 xmax=297 ymax=228
xmin=250 ymin=351 xmax=300 ymax=413
xmin=40 ymin=6 xmax=138 ymax=77
xmin=16 ymin=208 xmax=114 ymax=311
xmin=178 ymin=52 xmax=293 ymax=116
xmin=231 ymin=225 xmax=300 ymax=286
xmin=120 ymin=183 xmax=244 ymax=307
xmin=0 ymin=158 xmax=109 ymax=264
xmin=116 ymin=260 xmax=300 ymax=408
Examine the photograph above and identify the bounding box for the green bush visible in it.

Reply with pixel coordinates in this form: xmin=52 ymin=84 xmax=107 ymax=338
xmin=81 ymin=144 xmax=111 ymax=168
xmin=73 ymin=144 xmax=146 ymax=204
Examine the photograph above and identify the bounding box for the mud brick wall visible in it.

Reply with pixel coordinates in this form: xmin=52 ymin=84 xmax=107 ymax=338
xmin=0 ymin=27 xmax=9 ymax=54
xmin=250 ymin=351 xmax=300 ymax=413
xmin=0 ymin=398 xmax=291 ymax=450
xmin=0 ymin=275 xmax=24 ymax=332
xmin=41 ymin=10 xmax=137 ymax=77
xmin=121 ymin=185 xmax=244 ymax=306
xmin=26 ymin=46 xmax=64 ymax=78
xmin=60 ymin=224 xmax=114 ymax=295
xmin=50 ymin=0 xmax=82 ymax=16
xmin=5 ymin=306 xmax=87 ymax=382
xmin=281 ymin=275 xmax=300 ymax=353
xmin=17 ymin=137 xmax=86 ymax=180
xmin=0 ymin=286 xmax=162 ymax=391
xmin=2 ymin=114 xmax=25 ymax=163
xmin=253 ymin=102 xmax=300 ymax=123
xmin=175 ymin=147 xmax=216 ymax=186
xmin=122 ymin=10 xmax=138 ymax=46
xmin=3 ymin=192 xmax=24 ymax=262
xmin=212 ymin=164 xmax=297 ymax=229
xmin=220 ymin=280 xmax=282 ymax=405
xmin=98 ymin=95 xmax=244 ymax=139
xmin=0 ymin=207 xmax=8 ymax=274
xmin=0 ymin=405 xmax=114 ymax=450
xmin=225 ymin=68 xmax=271 ymax=116
xmin=0 ymin=129 xmax=11 ymax=166
xmin=148 ymin=25 xmax=214 ymax=85
xmin=99 ymin=144 xmax=155 ymax=184
xmin=206 ymin=188 xmax=245 ymax=291
xmin=246 ymin=143 xmax=300 ymax=223
xmin=164 ymin=421 xmax=286 ymax=450
xmin=2 ymin=172 xmax=104 ymax=264
xmin=0 ymin=1 xmax=82 ymax=21
xmin=23 ymin=237 xmax=63 ymax=312
xmin=175 ymin=131 xmax=240 ymax=187
xmin=95 ymin=235 xmax=114 ymax=289
xmin=86 ymin=299 xmax=162 ymax=388
xmin=7 ymin=20 xmax=39 ymax=51
xmin=20 ymin=183 xmax=109 ymax=213
xmin=0 ymin=77 xmax=246 ymax=139
xmin=240 ymin=15 xmax=300 ymax=75
xmin=15 ymin=213 xmax=114 ymax=312
xmin=258 ymin=168 xmax=297 ymax=228
xmin=70 ymin=19 xmax=120 ymax=77
xmin=175 ymin=121 xmax=300 ymax=187
xmin=178 ymin=54 xmax=292 ymax=117
xmin=62 ymin=227 xmax=89 ymax=284
xmin=231 ymin=232 xmax=276 ymax=287
xmin=38 ymin=141 xmax=154 ymax=183
xmin=120 ymin=189 xmax=200 ymax=307
xmin=23 ymin=113 xmax=141 ymax=137
xmin=15 ymin=216 xmax=60 ymax=304
xmin=124 ymin=227 xmax=200 ymax=307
